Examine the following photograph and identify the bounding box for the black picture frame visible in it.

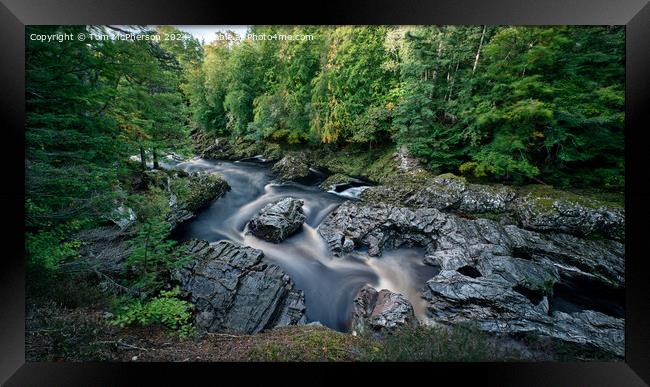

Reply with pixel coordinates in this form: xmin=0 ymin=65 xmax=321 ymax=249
xmin=1 ymin=0 xmax=648 ymax=385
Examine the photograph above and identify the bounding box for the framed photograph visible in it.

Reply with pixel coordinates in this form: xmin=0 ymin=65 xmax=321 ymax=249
xmin=1 ymin=0 xmax=649 ymax=385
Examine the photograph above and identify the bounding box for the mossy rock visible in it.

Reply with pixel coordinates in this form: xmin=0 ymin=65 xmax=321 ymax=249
xmin=512 ymin=185 xmax=624 ymax=240
xmin=314 ymin=146 xmax=398 ymax=184
xmin=272 ymin=152 xmax=311 ymax=182
xmin=319 ymin=173 xmax=355 ymax=191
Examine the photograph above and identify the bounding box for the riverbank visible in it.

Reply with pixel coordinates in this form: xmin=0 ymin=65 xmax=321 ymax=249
xmin=28 ymin=297 xmax=616 ymax=362
xmin=26 ymin=137 xmax=625 ymax=361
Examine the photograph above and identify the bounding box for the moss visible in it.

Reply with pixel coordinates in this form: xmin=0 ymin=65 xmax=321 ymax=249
xmin=434 ymin=172 xmax=467 ymax=183
xmin=517 ymin=184 xmax=623 ymax=210
xmin=262 ymin=142 xmax=284 ymax=161
xmin=314 ymin=146 xmax=398 ymax=184
xmin=248 ymin=326 xmax=359 ymax=361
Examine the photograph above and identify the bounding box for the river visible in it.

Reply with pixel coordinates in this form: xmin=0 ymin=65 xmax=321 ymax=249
xmin=169 ymin=157 xmax=438 ymax=331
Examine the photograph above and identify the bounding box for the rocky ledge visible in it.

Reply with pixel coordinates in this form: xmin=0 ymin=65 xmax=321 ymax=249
xmin=318 ymin=199 xmax=625 ymax=356
xmin=424 ymin=270 xmax=624 ymax=357
xmin=173 ymin=239 xmax=307 ymax=334
xmin=351 ymin=285 xmax=416 ymax=336
xmin=361 ymin=173 xmax=624 ymax=241
xmin=247 ymin=197 xmax=307 ymax=243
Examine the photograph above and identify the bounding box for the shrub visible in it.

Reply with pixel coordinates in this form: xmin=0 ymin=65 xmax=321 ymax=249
xmin=111 ymin=287 xmax=195 ymax=337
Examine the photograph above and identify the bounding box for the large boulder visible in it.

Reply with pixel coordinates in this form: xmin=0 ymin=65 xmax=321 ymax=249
xmin=351 ymin=285 xmax=416 ymax=335
xmin=271 ymin=152 xmax=311 ymax=182
xmin=247 ymin=197 xmax=306 ymax=243
xmin=173 ymin=240 xmax=307 ymax=334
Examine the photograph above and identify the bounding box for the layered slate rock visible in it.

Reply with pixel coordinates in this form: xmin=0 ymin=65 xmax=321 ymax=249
xmin=362 ymin=173 xmax=516 ymax=214
xmin=318 ymin=200 xmax=625 ymax=356
xmin=271 ymin=152 xmax=311 ymax=182
xmin=173 ymin=240 xmax=307 ymax=334
xmin=247 ymin=197 xmax=307 ymax=243
xmin=319 ymin=201 xmax=624 ymax=289
xmin=423 ymin=270 xmax=624 ymax=357
xmin=512 ymin=191 xmax=624 ymax=241
xmin=351 ymin=285 xmax=415 ymax=335
xmin=360 ymin=173 xmax=624 ymax=242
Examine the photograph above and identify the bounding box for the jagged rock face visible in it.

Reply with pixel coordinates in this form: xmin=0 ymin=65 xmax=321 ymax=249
xmin=512 ymin=193 xmax=624 ymax=241
xmin=271 ymin=152 xmax=311 ymax=182
xmin=319 ymin=201 xmax=624 ymax=289
xmin=173 ymin=240 xmax=307 ymax=334
xmin=247 ymin=197 xmax=306 ymax=243
xmin=351 ymin=285 xmax=415 ymax=335
xmin=423 ymin=270 xmax=624 ymax=357
xmin=167 ymin=172 xmax=230 ymax=228
xmin=361 ymin=173 xmax=624 ymax=242
xmin=362 ymin=173 xmax=516 ymax=214
xmin=319 ymin=200 xmax=625 ymax=356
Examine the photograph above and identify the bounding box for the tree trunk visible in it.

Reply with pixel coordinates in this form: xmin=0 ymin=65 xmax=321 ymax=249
xmin=153 ymin=148 xmax=159 ymax=169
xmin=472 ymin=25 xmax=487 ymax=74
xmin=139 ymin=146 xmax=146 ymax=170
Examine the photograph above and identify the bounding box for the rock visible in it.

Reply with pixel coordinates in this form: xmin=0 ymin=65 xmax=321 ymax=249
xmin=361 ymin=174 xmax=624 ymax=241
xmin=394 ymin=144 xmax=425 ymax=174
xmin=262 ymin=143 xmax=284 ymax=162
xmin=422 ymin=270 xmax=624 ymax=357
xmin=320 ymin=200 xmax=623 ymax=288
xmin=512 ymin=190 xmax=624 ymax=241
xmin=361 ymin=173 xmax=516 ymax=214
xmin=319 ymin=173 xmax=355 ymax=191
xmin=319 ymin=199 xmax=624 ymax=354
xmin=198 ymin=136 xmax=266 ymax=161
xmin=167 ymin=172 xmax=230 ymax=228
xmin=504 ymin=225 xmax=625 ymax=288
xmin=247 ymin=197 xmax=306 ymax=243
xmin=109 ymin=205 xmax=137 ymax=230
xmin=272 ymin=152 xmax=311 ymax=182
xmin=318 ymin=202 xmax=443 ymax=257
xmin=76 ymin=225 xmax=136 ymax=275
xmin=351 ymin=285 xmax=416 ymax=335
xmin=173 ymin=240 xmax=307 ymax=334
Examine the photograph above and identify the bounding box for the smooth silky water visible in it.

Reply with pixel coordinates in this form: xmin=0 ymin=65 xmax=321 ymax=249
xmin=170 ymin=157 xmax=438 ymax=331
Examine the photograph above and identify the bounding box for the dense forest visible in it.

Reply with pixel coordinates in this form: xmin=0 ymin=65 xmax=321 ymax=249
xmin=25 ymin=25 xmax=625 ymax=359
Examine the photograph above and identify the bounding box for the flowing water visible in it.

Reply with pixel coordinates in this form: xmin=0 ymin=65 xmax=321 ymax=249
xmin=170 ymin=157 xmax=438 ymax=331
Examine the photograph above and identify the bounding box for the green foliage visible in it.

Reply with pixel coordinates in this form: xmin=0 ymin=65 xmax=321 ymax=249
xmin=25 ymin=222 xmax=83 ymax=296
xmin=112 ymin=287 xmax=195 ymax=337
xmin=185 ymin=25 xmax=623 ymax=190
xmin=124 ymin=189 xmax=186 ymax=295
